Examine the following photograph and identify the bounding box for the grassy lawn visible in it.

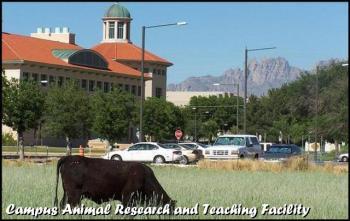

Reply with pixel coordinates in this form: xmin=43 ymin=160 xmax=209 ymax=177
xmin=2 ymin=160 xmax=348 ymax=219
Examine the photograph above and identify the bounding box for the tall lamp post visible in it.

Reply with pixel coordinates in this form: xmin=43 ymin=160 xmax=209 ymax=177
xmin=213 ymin=83 xmax=240 ymax=133
xmin=315 ymin=65 xmax=319 ymax=162
xmin=192 ymin=107 xmax=197 ymax=141
xmin=244 ymin=46 xmax=276 ymax=133
xmin=139 ymin=21 xmax=187 ymax=142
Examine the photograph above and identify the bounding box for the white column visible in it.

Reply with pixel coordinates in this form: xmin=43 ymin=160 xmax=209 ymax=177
xmin=103 ymin=22 xmax=106 ymax=41
xmin=106 ymin=21 xmax=109 ymax=40
xmin=123 ymin=22 xmax=127 ymax=40
xmin=114 ymin=21 xmax=117 ymax=40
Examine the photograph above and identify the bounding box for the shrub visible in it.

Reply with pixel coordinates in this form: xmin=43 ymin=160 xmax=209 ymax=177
xmin=2 ymin=132 xmax=17 ymax=146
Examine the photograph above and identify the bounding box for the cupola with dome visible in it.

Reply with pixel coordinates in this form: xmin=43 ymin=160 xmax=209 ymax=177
xmin=102 ymin=3 xmax=132 ymax=43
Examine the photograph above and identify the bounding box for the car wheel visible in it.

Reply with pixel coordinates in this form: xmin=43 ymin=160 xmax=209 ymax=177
xmin=111 ymin=155 xmax=122 ymax=161
xmin=240 ymin=154 xmax=244 ymax=159
xmin=154 ymin=156 xmax=165 ymax=164
xmin=254 ymin=154 xmax=259 ymax=160
xmin=341 ymin=156 xmax=348 ymax=162
xmin=179 ymin=156 xmax=189 ymax=165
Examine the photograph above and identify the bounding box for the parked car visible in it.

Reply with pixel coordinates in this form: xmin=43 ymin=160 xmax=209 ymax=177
xmin=101 ymin=142 xmax=183 ymax=164
xmin=338 ymin=153 xmax=348 ymax=162
xmin=205 ymin=135 xmax=263 ymax=159
xmin=261 ymin=144 xmax=302 ymax=160
xmin=178 ymin=142 xmax=209 ymax=153
xmin=162 ymin=143 xmax=204 ymax=164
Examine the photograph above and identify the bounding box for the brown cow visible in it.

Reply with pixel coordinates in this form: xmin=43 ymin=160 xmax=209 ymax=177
xmin=54 ymin=156 xmax=176 ymax=210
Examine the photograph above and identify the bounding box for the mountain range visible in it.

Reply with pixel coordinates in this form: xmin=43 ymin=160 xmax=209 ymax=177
xmin=167 ymin=57 xmax=345 ymax=96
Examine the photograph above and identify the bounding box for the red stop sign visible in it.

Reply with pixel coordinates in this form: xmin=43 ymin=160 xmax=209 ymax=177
xmin=175 ymin=130 xmax=183 ymax=140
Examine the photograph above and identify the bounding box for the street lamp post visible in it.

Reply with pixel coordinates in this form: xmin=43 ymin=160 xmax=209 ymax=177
xmin=244 ymin=46 xmax=276 ymax=133
xmin=213 ymin=83 xmax=240 ymax=133
xmin=315 ymin=65 xmax=319 ymax=162
xmin=139 ymin=21 xmax=187 ymax=142
xmin=192 ymin=107 xmax=197 ymax=141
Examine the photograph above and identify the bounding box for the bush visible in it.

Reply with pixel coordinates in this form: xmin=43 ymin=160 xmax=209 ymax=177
xmin=197 ymin=156 xmax=348 ymax=175
xmin=2 ymin=132 xmax=17 ymax=146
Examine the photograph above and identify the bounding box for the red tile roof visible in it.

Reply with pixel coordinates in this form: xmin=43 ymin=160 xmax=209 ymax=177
xmin=91 ymin=42 xmax=173 ymax=66
xmin=2 ymin=32 xmax=146 ymax=78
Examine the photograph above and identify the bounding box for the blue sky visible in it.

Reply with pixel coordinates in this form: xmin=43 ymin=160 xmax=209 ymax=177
xmin=2 ymin=2 xmax=348 ymax=84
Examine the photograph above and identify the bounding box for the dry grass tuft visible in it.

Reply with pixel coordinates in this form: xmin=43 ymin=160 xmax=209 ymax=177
xmin=197 ymin=156 xmax=348 ymax=175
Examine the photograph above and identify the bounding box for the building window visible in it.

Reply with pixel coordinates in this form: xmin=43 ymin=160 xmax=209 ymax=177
xmin=49 ymin=75 xmax=55 ymax=86
xmin=109 ymin=21 xmax=115 ymax=39
xmin=144 ymin=68 xmax=149 ymax=73
xmin=117 ymin=22 xmax=124 ymax=39
xmin=97 ymin=81 xmax=102 ymax=90
xmin=103 ymin=82 xmax=109 ymax=92
xmin=81 ymin=79 xmax=87 ymax=90
xmin=118 ymin=84 xmax=123 ymax=90
xmin=66 ymin=77 xmax=70 ymax=82
xmin=74 ymin=79 xmax=80 ymax=87
xmin=162 ymin=70 xmax=166 ymax=76
xmin=156 ymin=88 xmax=162 ymax=98
xmin=138 ymin=86 xmax=141 ymax=96
xmin=131 ymin=85 xmax=136 ymax=95
xmin=41 ymin=74 xmax=47 ymax=86
xmin=89 ymin=80 xmax=95 ymax=92
xmin=58 ymin=76 xmax=64 ymax=87
xmin=110 ymin=83 xmax=114 ymax=91
xmin=126 ymin=23 xmax=130 ymax=40
xmin=158 ymin=69 xmax=162 ymax=76
xmin=31 ymin=73 xmax=38 ymax=82
xmin=23 ymin=72 xmax=30 ymax=81
xmin=104 ymin=22 xmax=107 ymax=39
xmin=124 ymin=84 xmax=129 ymax=92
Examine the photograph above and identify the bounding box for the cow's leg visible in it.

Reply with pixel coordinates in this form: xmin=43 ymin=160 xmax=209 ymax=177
xmin=60 ymin=192 xmax=67 ymax=210
xmin=121 ymin=179 xmax=144 ymax=207
xmin=66 ymin=189 xmax=82 ymax=207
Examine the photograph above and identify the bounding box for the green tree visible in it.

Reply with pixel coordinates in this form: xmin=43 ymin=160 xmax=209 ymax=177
xmin=91 ymin=88 xmax=136 ymax=147
xmin=143 ymin=97 xmax=184 ymax=141
xmin=202 ymin=119 xmax=218 ymax=143
xmin=43 ymin=81 xmax=91 ymax=155
xmin=2 ymin=74 xmax=45 ymax=160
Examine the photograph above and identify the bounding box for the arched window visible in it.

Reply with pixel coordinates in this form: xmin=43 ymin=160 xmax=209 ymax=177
xmin=68 ymin=49 xmax=108 ymax=70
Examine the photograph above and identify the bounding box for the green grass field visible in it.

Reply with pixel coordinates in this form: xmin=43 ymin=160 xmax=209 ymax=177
xmin=2 ymin=161 xmax=348 ymax=219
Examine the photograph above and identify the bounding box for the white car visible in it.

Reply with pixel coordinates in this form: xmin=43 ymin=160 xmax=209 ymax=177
xmin=338 ymin=153 xmax=348 ymax=162
xmin=205 ymin=134 xmax=263 ymax=159
xmin=101 ymin=142 xmax=183 ymax=164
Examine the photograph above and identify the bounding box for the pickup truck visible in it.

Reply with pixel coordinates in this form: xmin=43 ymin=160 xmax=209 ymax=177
xmin=204 ymin=134 xmax=263 ymax=159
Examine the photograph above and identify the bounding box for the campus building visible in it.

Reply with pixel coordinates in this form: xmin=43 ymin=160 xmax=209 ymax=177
xmin=2 ymin=3 xmax=172 ymax=146
xmin=166 ymin=91 xmax=235 ymax=106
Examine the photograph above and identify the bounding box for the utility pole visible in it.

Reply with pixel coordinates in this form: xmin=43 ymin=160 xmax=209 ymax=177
xmin=244 ymin=47 xmax=248 ymax=134
xmin=315 ymin=65 xmax=319 ymax=162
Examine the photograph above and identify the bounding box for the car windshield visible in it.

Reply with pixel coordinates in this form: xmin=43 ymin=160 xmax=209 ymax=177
xmin=214 ymin=137 xmax=245 ymax=146
xmin=158 ymin=143 xmax=179 ymax=149
xmin=196 ymin=143 xmax=208 ymax=148
xmin=267 ymin=147 xmax=280 ymax=153
xmin=179 ymin=144 xmax=196 ymax=149
xmin=267 ymin=147 xmax=292 ymax=154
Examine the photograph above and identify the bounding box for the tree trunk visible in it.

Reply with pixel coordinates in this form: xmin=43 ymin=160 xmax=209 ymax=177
xmin=66 ymin=136 xmax=72 ymax=156
xmin=335 ymin=140 xmax=339 ymax=160
xmin=18 ymin=131 xmax=24 ymax=161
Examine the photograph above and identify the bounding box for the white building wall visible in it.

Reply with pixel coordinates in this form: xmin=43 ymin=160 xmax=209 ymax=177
xmin=4 ymin=68 xmax=21 ymax=80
